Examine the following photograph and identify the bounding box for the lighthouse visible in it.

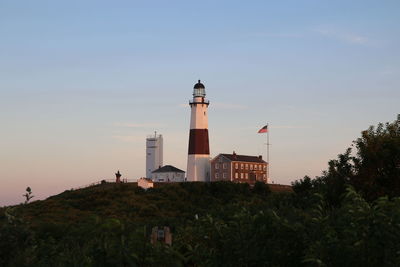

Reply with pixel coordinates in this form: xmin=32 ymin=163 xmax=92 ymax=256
xmin=187 ymin=80 xmax=211 ymax=182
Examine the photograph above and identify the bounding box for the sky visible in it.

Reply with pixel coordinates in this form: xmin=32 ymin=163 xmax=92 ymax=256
xmin=1 ymin=0 xmax=399 ymax=206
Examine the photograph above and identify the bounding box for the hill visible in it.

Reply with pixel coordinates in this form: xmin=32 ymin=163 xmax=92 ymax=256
xmin=1 ymin=181 xmax=400 ymax=266
xmin=1 ymin=116 xmax=399 ymax=266
xmin=0 ymin=181 xmax=287 ymax=266
xmin=5 ymin=181 xmax=270 ymax=227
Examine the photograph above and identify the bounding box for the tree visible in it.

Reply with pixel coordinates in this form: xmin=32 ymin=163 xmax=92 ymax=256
xmin=22 ymin=187 xmax=34 ymax=204
xmin=351 ymin=115 xmax=400 ymax=200
xmin=293 ymin=115 xmax=400 ymax=203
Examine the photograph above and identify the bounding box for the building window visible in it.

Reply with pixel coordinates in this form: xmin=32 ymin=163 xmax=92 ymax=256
xmin=235 ymin=163 xmax=238 ymax=169
xmin=254 ymin=165 xmax=258 ymax=170
xmin=250 ymin=164 xmax=253 ymax=170
xmin=263 ymin=165 xmax=267 ymax=171
xmin=240 ymin=173 xmax=244 ymax=179
xmin=215 ymin=163 xmax=219 ymax=169
xmin=157 ymin=229 xmax=165 ymax=241
xmin=245 ymin=164 xmax=248 ymax=170
xmin=245 ymin=173 xmax=249 ymax=179
xmin=223 ymin=173 xmax=227 ymax=179
xmin=241 ymin=164 xmax=244 ymax=170
xmin=235 ymin=173 xmax=238 ymax=179
xmin=215 ymin=173 xmax=219 ymax=179
xmin=223 ymin=163 xmax=227 ymax=169
xmin=263 ymin=174 xmax=266 ymax=179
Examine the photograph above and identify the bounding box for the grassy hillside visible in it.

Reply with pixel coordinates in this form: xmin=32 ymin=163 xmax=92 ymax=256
xmin=1 ymin=116 xmax=398 ymax=266
xmin=1 ymin=181 xmax=400 ymax=266
xmin=7 ymin=181 xmax=266 ymax=226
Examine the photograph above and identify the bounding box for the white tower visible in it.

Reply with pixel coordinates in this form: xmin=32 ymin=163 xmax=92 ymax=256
xmin=146 ymin=133 xmax=163 ymax=178
xmin=187 ymin=80 xmax=211 ymax=182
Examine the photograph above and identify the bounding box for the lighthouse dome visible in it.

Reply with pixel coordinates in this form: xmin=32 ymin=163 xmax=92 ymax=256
xmin=193 ymin=80 xmax=206 ymax=97
xmin=194 ymin=80 xmax=205 ymax=89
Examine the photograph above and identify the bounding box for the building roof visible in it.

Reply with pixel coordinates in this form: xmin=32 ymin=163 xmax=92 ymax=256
xmin=193 ymin=80 xmax=205 ymax=89
xmin=219 ymin=153 xmax=267 ymax=163
xmin=152 ymin=165 xmax=185 ymax=173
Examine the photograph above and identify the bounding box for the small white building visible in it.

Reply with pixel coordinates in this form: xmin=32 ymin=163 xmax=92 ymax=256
xmin=138 ymin=177 xmax=154 ymax=190
xmin=146 ymin=133 xmax=163 ymax=178
xmin=151 ymin=165 xmax=185 ymax=182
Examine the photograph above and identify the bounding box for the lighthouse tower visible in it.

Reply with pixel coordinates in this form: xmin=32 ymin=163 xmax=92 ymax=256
xmin=187 ymin=80 xmax=210 ymax=182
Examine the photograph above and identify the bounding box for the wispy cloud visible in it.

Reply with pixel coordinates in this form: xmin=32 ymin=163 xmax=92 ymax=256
xmin=379 ymin=68 xmax=400 ymax=76
xmin=246 ymin=32 xmax=303 ymax=38
xmin=114 ymin=122 xmax=163 ymax=128
xmin=270 ymin=125 xmax=311 ymax=129
xmin=240 ymin=125 xmax=311 ymax=131
xmin=213 ymin=102 xmax=248 ymax=110
xmin=112 ymin=135 xmax=142 ymax=143
xmin=315 ymin=27 xmax=370 ymax=45
xmin=177 ymin=102 xmax=247 ymax=110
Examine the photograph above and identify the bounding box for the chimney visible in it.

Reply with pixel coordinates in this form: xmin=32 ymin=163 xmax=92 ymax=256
xmin=258 ymin=155 xmax=262 ymax=160
xmin=233 ymin=151 xmax=237 ymax=159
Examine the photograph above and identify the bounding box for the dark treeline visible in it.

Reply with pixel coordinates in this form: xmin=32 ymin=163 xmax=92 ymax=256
xmin=0 ymin=116 xmax=399 ymax=266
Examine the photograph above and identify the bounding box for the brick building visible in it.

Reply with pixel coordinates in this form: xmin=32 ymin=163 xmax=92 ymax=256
xmin=211 ymin=152 xmax=268 ymax=184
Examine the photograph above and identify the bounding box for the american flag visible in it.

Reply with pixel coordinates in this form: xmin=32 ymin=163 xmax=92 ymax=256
xmin=258 ymin=124 xmax=268 ymax=133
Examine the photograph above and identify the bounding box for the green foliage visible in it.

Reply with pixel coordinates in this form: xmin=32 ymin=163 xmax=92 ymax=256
xmin=1 ymin=181 xmax=400 ymax=266
xmin=1 ymin=116 xmax=399 ymax=266
xmin=293 ymin=115 xmax=400 ymax=205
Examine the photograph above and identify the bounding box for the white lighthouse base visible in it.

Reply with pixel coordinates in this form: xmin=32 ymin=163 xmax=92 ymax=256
xmin=187 ymin=155 xmax=211 ymax=182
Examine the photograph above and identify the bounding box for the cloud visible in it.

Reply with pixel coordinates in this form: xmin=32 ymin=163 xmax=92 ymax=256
xmin=213 ymin=102 xmax=248 ymax=110
xmin=379 ymin=68 xmax=400 ymax=76
xmin=112 ymin=135 xmax=142 ymax=143
xmin=270 ymin=125 xmax=311 ymax=129
xmin=114 ymin=122 xmax=163 ymax=128
xmin=246 ymin=32 xmax=303 ymax=38
xmin=177 ymin=102 xmax=247 ymax=110
xmin=315 ymin=27 xmax=370 ymax=45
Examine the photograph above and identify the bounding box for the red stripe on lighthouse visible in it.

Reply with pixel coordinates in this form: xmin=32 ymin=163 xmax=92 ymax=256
xmin=188 ymin=129 xmax=210 ymax=155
